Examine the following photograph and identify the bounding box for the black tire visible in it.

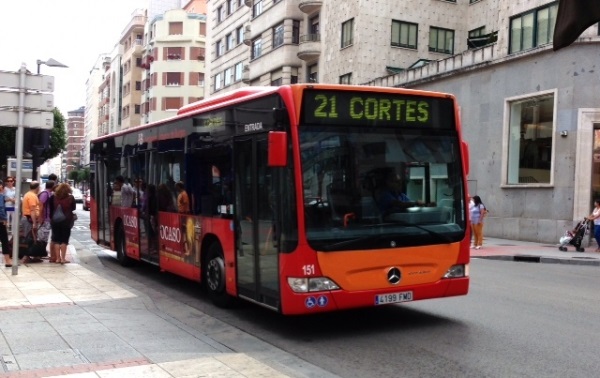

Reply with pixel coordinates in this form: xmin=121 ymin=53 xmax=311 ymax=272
xmin=205 ymin=243 xmax=233 ymax=307
xmin=115 ymin=223 xmax=133 ymax=266
xmin=558 ymin=246 xmax=567 ymax=252
xmin=577 ymin=247 xmax=585 ymax=253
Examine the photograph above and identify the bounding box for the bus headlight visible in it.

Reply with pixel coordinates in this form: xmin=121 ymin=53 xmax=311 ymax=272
xmin=287 ymin=277 xmax=340 ymax=293
xmin=443 ymin=264 xmax=469 ymax=278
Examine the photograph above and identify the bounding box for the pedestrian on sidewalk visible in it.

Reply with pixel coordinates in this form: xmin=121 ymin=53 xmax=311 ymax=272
xmin=38 ymin=180 xmax=55 ymax=262
xmin=585 ymin=198 xmax=600 ymax=252
xmin=0 ymin=180 xmax=13 ymax=267
xmin=49 ymin=183 xmax=76 ymax=264
xmin=21 ymin=181 xmax=42 ymax=264
xmin=3 ymin=177 xmax=16 ymax=234
xmin=470 ymin=195 xmax=488 ymax=250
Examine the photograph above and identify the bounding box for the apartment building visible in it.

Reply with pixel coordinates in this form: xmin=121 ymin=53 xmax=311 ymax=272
xmin=141 ymin=7 xmax=208 ymax=123
xmin=64 ymin=107 xmax=86 ymax=177
xmin=205 ymin=0 xmax=600 ymax=243
xmin=120 ymin=9 xmax=147 ymax=130
xmin=84 ymin=54 xmax=110 ymax=167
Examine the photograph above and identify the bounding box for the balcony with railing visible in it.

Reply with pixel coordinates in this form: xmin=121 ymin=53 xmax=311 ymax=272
xmin=243 ymin=24 xmax=252 ymax=45
xmin=298 ymin=0 xmax=322 ymax=13
xmin=297 ymin=34 xmax=321 ymax=61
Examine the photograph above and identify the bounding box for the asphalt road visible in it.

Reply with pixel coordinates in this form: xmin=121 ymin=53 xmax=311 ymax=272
xmin=73 ymin=208 xmax=600 ymax=378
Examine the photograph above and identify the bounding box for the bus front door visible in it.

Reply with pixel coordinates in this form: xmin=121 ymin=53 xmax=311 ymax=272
xmin=234 ymin=135 xmax=280 ymax=310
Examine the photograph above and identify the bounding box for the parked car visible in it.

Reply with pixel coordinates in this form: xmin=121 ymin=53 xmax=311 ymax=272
xmin=83 ymin=189 xmax=91 ymax=211
xmin=72 ymin=188 xmax=83 ymax=203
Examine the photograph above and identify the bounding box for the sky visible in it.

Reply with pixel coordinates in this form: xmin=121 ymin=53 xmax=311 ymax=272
xmin=0 ymin=0 xmax=149 ymax=114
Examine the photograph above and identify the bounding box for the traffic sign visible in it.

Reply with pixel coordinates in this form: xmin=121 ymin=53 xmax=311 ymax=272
xmin=0 ymin=70 xmax=54 ymax=92
xmin=0 ymin=91 xmax=53 ymax=111
xmin=0 ymin=110 xmax=53 ymax=129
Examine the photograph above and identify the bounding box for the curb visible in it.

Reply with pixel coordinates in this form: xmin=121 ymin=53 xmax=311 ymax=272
xmin=474 ymin=254 xmax=600 ymax=266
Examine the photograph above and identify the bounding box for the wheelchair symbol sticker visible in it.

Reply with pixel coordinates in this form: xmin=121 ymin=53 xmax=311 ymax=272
xmin=305 ymin=297 xmax=316 ymax=308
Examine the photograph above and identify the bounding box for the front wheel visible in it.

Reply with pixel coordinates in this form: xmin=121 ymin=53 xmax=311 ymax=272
xmin=205 ymin=243 xmax=234 ymax=307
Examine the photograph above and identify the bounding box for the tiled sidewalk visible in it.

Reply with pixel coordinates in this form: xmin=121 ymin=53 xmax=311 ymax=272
xmin=0 ymin=247 xmax=306 ymax=378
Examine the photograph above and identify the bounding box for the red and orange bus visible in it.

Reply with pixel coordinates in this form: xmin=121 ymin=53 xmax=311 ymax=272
xmin=89 ymin=84 xmax=470 ymax=315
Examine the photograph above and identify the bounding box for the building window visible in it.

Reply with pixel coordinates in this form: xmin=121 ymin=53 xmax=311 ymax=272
xmin=509 ymin=2 xmax=558 ymax=54
xmin=237 ymin=26 xmax=244 ymax=45
xmin=308 ymin=64 xmax=318 ymax=83
xmin=135 ymin=105 xmax=141 ymax=114
xmin=135 ymin=81 xmax=141 ymax=90
xmin=227 ymin=0 xmax=236 ymax=14
xmin=165 ymin=97 xmax=182 ymax=110
xmin=506 ymin=92 xmax=555 ymax=185
xmin=226 ymin=33 xmax=235 ymax=50
xmin=429 ymin=27 xmax=454 ymax=54
xmin=341 ymin=18 xmax=354 ymax=48
xmin=273 ymin=23 xmax=284 ymax=48
xmin=224 ymin=67 xmax=233 ymax=86
xmin=218 ymin=5 xmax=227 ymax=22
xmin=216 ymin=40 xmax=224 ymax=57
xmin=166 ymin=72 xmax=181 ymax=86
xmin=234 ymin=62 xmax=244 ymax=81
xmin=215 ymin=72 xmax=223 ymax=91
xmin=251 ymin=38 xmax=262 ymax=59
xmin=391 ymin=20 xmax=418 ymax=49
xmin=252 ymin=0 xmax=263 ymax=18
xmin=169 ymin=22 xmax=183 ymax=35
xmin=467 ymin=27 xmax=497 ymax=49
xmin=166 ymin=47 xmax=183 ymax=60
xmin=292 ymin=20 xmax=300 ymax=44
xmin=310 ymin=16 xmax=320 ymax=34
xmin=339 ymin=73 xmax=352 ymax=84
xmin=271 ymin=77 xmax=282 ymax=86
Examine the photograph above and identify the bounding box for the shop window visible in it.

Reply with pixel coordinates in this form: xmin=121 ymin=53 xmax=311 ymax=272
xmin=505 ymin=92 xmax=555 ymax=185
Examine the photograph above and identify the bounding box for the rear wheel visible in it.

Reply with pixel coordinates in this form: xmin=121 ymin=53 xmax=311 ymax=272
xmin=558 ymin=246 xmax=567 ymax=252
xmin=115 ymin=224 xmax=133 ymax=266
xmin=205 ymin=243 xmax=233 ymax=307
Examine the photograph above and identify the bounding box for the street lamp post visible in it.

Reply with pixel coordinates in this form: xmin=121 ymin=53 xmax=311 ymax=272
xmin=31 ymin=58 xmax=68 ymax=181
xmin=36 ymin=58 xmax=68 ymax=74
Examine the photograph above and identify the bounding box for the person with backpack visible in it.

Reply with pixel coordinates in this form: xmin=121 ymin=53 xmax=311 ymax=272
xmin=38 ymin=180 xmax=55 ymax=262
xmin=49 ymin=183 xmax=76 ymax=264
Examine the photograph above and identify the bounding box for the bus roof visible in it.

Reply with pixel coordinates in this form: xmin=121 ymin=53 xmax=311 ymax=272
xmin=91 ymin=84 xmax=456 ymax=143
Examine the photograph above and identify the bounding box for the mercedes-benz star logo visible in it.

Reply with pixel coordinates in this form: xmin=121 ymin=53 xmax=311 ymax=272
xmin=387 ymin=267 xmax=401 ymax=284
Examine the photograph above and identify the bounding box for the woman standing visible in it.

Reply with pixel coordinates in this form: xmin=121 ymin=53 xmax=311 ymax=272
xmin=49 ymin=183 xmax=76 ymax=264
xmin=0 ymin=181 xmax=12 ymax=267
xmin=3 ymin=177 xmax=16 ymax=233
xmin=586 ymin=199 xmax=600 ymax=252
xmin=470 ymin=195 xmax=487 ymax=250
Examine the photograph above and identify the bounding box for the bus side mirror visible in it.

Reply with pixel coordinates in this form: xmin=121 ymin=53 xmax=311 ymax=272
xmin=268 ymin=131 xmax=288 ymax=167
xmin=461 ymin=141 xmax=469 ymax=176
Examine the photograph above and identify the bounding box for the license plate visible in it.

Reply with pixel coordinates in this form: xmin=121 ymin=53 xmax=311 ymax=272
xmin=375 ymin=291 xmax=413 ymax=305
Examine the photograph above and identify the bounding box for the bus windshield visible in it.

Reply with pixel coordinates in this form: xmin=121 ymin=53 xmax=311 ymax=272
xmin=300 ymin=125 xmax=466 ymax=251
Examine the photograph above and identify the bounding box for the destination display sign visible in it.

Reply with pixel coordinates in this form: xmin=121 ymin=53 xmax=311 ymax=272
xmin=301 ymin=89 xmax=455 ymax=129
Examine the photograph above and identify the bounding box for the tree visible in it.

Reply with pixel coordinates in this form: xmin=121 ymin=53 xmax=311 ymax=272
xmin=42 ymin=108 xmax=67 ymax=161
xmin=68 ymin=170 xmax=79 ymax=183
